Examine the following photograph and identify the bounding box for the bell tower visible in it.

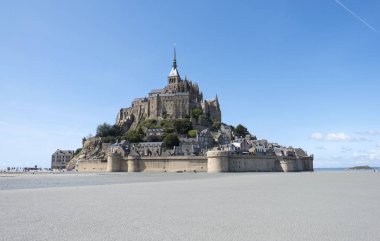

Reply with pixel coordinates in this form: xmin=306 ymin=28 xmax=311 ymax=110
xmin=167 ymin=47 xmax=181 ymax=91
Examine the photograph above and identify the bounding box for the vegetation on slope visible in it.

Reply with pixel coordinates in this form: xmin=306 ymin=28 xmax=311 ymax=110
xmin=348 ymin=166 xmax=373 ymax=170
xmin=235 ymin=124 xmax=250 ymax=138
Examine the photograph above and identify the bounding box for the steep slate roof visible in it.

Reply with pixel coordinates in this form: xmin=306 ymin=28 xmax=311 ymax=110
xmin=169 ymin=67 xmax=180 ymax=77
xmin=168 ymin=47 xmax=180 ymax=77
xmin=53 ymin=150 xmax=73 ymax=155
xmin=149 ymin=89 xmax=164 ymax=94
xmin=136 ymin=142 xmax=163 ymax=147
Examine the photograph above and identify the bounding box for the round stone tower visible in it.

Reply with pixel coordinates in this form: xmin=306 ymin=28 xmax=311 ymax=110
xmin=127 ymin=153 xmax=139 ymax=172
xmin=107 ymin=153 xmax=121 ymax=172
xmin=207 ymin=150 xmax=230 ymax=173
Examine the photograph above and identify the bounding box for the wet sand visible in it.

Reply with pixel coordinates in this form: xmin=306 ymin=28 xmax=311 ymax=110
xmin=0 ymin=172 xmax=379 ymax=241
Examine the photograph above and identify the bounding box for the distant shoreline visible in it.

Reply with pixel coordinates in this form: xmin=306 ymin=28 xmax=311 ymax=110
xmin=314 ymin=167 xmax=379 ymax=171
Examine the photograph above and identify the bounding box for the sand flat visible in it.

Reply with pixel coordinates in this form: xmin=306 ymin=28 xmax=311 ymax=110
xmin=0 ymin=172 xmax=379 ymax=241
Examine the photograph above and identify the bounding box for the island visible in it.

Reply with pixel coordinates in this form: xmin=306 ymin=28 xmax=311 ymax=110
xmin=347 ymin=166 xmax=373 ymax=170
xmin=63 ymin=49 xmax=313 ymax=173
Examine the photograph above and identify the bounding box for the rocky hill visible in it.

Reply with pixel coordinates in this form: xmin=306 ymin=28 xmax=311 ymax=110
xmin=66 ymin=137 xmax=108 ymax=170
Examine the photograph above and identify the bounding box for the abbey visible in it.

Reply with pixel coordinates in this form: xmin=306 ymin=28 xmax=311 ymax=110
xmin=116 ymin=49 xmax=221 ymax=129
xmin=69 ymin=49 xmax=313 ymax=173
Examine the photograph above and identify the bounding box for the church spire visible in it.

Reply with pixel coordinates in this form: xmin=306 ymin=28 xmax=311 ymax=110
xmin=168 ymin=47 xmax=180 ymax=78
xmin=173 ymin=47 xmax=177 ymax=69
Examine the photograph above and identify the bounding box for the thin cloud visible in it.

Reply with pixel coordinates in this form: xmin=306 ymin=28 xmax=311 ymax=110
xmin=353 ymin=149 xmax=380 ymax=162
xmin=341 ymin=146 xmax=352 ymax=153
xmin=356 ymin=130 xmax=380 ymax=136
xmin=311 ymin=132 xmax=352 ymax=141
xmin=315 ymin=146 xmax=327 ymax=150
xmin=334 ymin=0 xmax=378 ymax=33
xmin=311 ymin=132 xmax=324 ymax=140
xmin=310 ymin=132 xmax=370 ymax=142
xmin=325 ymin=132 xmax=352 ymax=141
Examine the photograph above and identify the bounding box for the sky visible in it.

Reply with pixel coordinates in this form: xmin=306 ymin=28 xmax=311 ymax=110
xmin=0 ymin=0 xmax=379 ymax=168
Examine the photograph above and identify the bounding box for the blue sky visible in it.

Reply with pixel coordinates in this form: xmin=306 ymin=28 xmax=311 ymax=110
xmin=0 ymin=0 xmax=379 ymax=168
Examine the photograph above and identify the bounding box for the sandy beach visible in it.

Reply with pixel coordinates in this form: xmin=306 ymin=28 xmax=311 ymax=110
xmin=0 ymin=171 xmax=379 ymax=241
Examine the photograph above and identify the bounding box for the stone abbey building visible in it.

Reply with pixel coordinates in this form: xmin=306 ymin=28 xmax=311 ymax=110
xmin=72 ymin=49 xmax=313 ymax=173
xmin=116 ymin=49 xmax=221 ymax=128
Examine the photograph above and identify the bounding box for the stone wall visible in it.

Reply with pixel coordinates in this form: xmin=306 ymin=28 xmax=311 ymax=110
xmin=77 ymin=159 xmax=107 ymax=172
xmin=137 ymin=156 xmax=207 ymax=172
xmin=207 ymin=150 xmax=229 ymax=173
xmin=106 ymin=154 xmax=207 ymax=173
xmin=207 ymin=151 xmax=313 ymax=173
xmin=79 ymin=151 xmax=313 ymax=173
xmin=228 ymin=155 xmax=280 ymax=172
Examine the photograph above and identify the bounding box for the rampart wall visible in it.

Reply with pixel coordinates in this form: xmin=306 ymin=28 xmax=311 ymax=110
xmin=77 ymin=159 xmax=107 ymax=172
xmin=77 ymin=151 xmax=313 ymax=173
xmin=106 ymin=154 xmax=207 ymax=172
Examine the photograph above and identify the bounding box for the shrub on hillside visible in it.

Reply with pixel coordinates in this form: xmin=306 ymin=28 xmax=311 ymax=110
xmin=173 ymin=119 xmax=193 ymax=135
xmin=191 ymin=108 xmax=203 ymax=120
xmin=122 ymin=128 xmax=144 ymax=143
xmin=96 ymin=123 xmax=122 ymax=137
xmin=138 ymin=119 xmax=157 ymax=129
xmin=188 ymin=130 xmax=197 ymax=138
xmin=211 ymin=121 xmax=221 ymax=131
xmin=163 ymin=134 xmax=179 ymax=149
xmin=235 ymin=124 xmax=250 ymax=138
xmin=74 ymin=148 xmax=82 ymax=156
xmin=147 ymin=135 xmax=163 ymax=142
xmin=102 ymin=136 xmax=118 ymax=144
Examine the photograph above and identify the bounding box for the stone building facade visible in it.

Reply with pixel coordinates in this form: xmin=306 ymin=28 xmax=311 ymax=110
xmin=116 ymin=49 xmax=221 ymax=129
xmin=51 ymin=149 xmax=74 ymax=169
xmin=131 ymin=142 xmax=163 ymax=157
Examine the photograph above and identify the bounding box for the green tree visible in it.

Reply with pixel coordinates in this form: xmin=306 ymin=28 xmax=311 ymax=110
xmin=74 ymin=148 xmax=82 ymax=156
xmin=173 ymin=119 xmax=193 ymax=135
xmin=163 ymin=134 xmax=179 ymax=149
xmin=122 ymin=128 xmax=144 ymax=143
xmin=158 ymin=119 xmax=173 ymax=129
xmin=188 ymin=130 xmax=197 ymax=138
xmin=191 ymin=108 xmax=203 ymax=120
xmin=147 ymin=135 xmax=163 ymax=142
xmin=211 ymin=121 xmax=221 ymax=131
xmin=96 ymin=123 xmax=112 ymax=137
xmin=235 ymin=124 xmax=249 ymax=138
xmin=138 ymin=119 xmax=157 ymax=129
xmin=96 ymin=123 xmax=122 ymax=137
xmin=163 ymin=127 xmax=175 ymax=134
xmin=102 ymin=136 xmax=118 ymax=144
